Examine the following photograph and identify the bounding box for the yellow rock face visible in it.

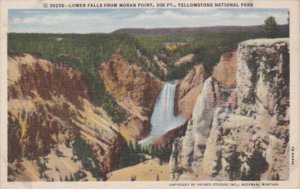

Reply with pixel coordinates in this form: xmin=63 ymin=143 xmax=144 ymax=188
xmin=8 ymin=54 xmax=122 ymax=181
xmin=176 ymin=64 xmax=208 ymax=119
xmin=212 ymin=49 xmax=237 ymax=88
xmin=99 ymin=53 xmax=163 ymax=141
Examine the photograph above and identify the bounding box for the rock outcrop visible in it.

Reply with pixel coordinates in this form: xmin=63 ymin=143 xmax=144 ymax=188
xmin=8 ymin=54 xmax=123 ymax=181
xmin=212 ymin=49 xmax=237 ymax=89
xmin=99 ymin=53 xmax=163 ymax=141
xmin=164 ymin=42 xmax=188 ymax=51
xmin=175 ymin=54 xmax=194 ymax=66
xmin=153 ymin=54 xmax=168 ymax=76
xmin=175 ymin=65 xmax=209 ymax=119
xmin=170 ymin=38 xmax=289 ymax=181
xmin=175 ymin=49 xmax=237 ymax=119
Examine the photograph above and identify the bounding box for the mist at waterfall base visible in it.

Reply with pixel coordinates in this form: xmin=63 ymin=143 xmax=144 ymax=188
xmin=139 ymin=83 xmax=186 ymax=146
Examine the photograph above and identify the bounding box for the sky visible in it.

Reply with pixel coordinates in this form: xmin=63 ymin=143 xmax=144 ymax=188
xmin=8 ymin=9 xmax=288 ymax=33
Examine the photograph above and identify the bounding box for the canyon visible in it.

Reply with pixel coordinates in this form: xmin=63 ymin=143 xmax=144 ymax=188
xmin=7 ymin=36 xmax=289 ymax=181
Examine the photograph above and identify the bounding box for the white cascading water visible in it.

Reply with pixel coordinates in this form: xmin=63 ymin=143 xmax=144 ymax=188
xmin=139 ymin=83 xmax=186 ymax=145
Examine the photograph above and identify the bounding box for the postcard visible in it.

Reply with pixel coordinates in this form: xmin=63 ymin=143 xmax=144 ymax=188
xmin=0 ymin=0 xmax=299 ymax=188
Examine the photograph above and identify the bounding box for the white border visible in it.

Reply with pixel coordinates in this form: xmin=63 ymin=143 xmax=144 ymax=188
xmin=0 ymin=0 xmax=299 ymax=189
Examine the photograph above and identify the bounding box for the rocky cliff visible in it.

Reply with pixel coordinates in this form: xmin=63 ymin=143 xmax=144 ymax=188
xmin=212 ymin=50 xmax=237 ymax=89
xmin=99 ymin=53 xmax=163 ymax=141
xmin=175 ymin=64 xmax=208 ymax=119
xmin=170 ymin=38 xmax=289 ymax=181
xmin=8 ymin=54 xmax=123 ymax=181
xmin=175 ymin=49 xmax=237 ymax=119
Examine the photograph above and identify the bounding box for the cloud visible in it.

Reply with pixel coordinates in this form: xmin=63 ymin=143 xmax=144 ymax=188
xmin=8 ymin=9 xmax=288 ymax=33
xmin=12 ymin=14 xmax=71 ymax=25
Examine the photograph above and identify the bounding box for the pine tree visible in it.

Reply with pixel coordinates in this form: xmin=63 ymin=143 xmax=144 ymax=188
xmin=263 ymin=16 xmax=278 ymax=38
xmin=70 ymin=173 xmax=74 ymax=181
xmin=134 ymin=142 xmax=141 ymax=153
xmin=156 ymin=174 xmax=160 ymax=181
xmin=227 ymin=150 xmax=241 ymax=180
xmin=130 ymin=175 xmax=136 ymax=181
xmin=240 ymin=167 xmax=247 ymax=181
xmin=246 ymin=148 xmax=268 ymax=180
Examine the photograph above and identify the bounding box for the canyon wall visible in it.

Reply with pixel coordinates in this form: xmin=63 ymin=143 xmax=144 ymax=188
xmin=170 ymin=38 xmax=289 ymax=181
xmin=176 ymin=49 xmax=237 ymax=119
xmin=175 ymin=64 xmax=208 ymax=119
xmin=99 ymin=53 xmax=163 ymax=141
xmin=8 ymin=54 xmax=123 ymax=181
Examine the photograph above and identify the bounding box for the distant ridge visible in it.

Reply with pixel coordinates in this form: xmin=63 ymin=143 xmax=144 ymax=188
xmin=113 ymin=25 xmax=288 ymax=36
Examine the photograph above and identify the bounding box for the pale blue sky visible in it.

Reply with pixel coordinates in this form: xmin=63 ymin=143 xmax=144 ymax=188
xmin=8 ymin=9 xmax=288 ymax=33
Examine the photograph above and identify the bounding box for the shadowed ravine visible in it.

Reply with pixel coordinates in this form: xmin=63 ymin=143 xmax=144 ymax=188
xmin=139 ymin=83 xmax=186 ymax=145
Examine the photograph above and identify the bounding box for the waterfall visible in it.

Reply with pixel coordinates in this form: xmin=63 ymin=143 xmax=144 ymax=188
xmin=139 ymin=83 xmax=186 ymax=145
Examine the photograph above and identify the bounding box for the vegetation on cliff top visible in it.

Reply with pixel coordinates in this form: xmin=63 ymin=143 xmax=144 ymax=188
xmin=8 ymin=26 xmax=288 ymax=122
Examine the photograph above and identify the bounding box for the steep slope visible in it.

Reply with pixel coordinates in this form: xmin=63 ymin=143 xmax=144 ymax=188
xmin=8 ymin=54 xmax=123 ymax=181
xmin=175 ymin=64 xmax=208 ymax=119
xmin=175 ymin=49 xmax=237 ymax=119
xmin=170 ymin=38 xmax=289 ymax=181
xmin=99 ymin=53 xmax=163 ymax=141
xmin=165 ymin=50 xmax=237 ymax=149
xmin=212 ymin=49 xmax=237 ymax=89
xmin=107 ymin=159 xmax=169 ymax=181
